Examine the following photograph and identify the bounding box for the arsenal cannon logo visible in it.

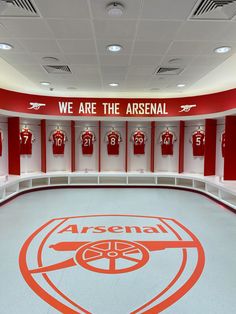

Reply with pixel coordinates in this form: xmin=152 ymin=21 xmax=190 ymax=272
xmin=19 ymin=214 xmax=205 ymax=313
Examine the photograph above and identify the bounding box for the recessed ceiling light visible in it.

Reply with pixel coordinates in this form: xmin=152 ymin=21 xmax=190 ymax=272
xmin=107 ymin=44 xmax=123 ymax=53
xmin=40 ymin=81 xmax=51 ymax=86
xmin=106 ymin=2 xmax=125 ymax=17
xmin=67 ymin=86 xmax=77 ymax=90
xmin=177 ymin=84 xmax=185 ymax=88
xmin=0 ymin=43 xmax=13 ymax=50
xmin=109 ymin=83 xmax=119 ymax=87
xmin=214 ymin=46 xmax=231 ymax=54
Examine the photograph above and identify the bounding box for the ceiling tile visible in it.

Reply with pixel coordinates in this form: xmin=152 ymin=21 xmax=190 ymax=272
xmin=136 ymin=21 xmax=183 ymax=41
xmin=90 ymin=0 xmax=142 ymax=19
xmin=57 ymin=39 xmax=96 ymax=54
xmin=34 ymin=0 xmax=90 ymax=18
xmin=166 ymin=41 xmax=205 ymax=55
xmin=65 ymin=54 xmax=98 ymax=65
xmin=93 ymin=20 xmax=137 ymax=40
xmin=2 ymin=19 xmax=54 ymax=39
xmin=46 ymin=19 xmax=93 ymax=40
xmin=0 ymin=53 xmax=36 ymax=65
xmin=99 ymin=55 xmax=130 ymax=66
xmin=141 ymin=0 xmax=198 ymax=20
xmin=130 ymin=55 xmax=163 ymax=66
xmin=127 ymin=65 xmax=156 ymax=76
xmin=176 ymin=21 xmax=228 ymax=41
xmin=21 ymin=39 xmax=61 ymax=53
xmin=133 ymin=41 xmax=171 ymax=55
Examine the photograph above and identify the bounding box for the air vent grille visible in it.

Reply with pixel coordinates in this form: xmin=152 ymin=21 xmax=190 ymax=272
xmin=43 ymin=65 xmax=72 ymax=74
xmin=191 ymin=0 xmax=236 ymax=20
xmin=154 ymin=67 xmax=183 ymax=75
xmin=0 ymin=0 xmax=39 ymax=17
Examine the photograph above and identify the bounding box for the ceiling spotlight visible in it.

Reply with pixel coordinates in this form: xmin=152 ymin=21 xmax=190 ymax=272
xmin=0 ymin=43 xmax=13 ymax=50
xmin=177 ymin=84 xmax=185 ymax=88
xmin=107 ymin=44 xmax=123 ymax=53
xmin=40 ymin=81 xmax=51 ymax=86
xmin=214 ymin=46 xmax=231 ymax=54
xmin=106 ymin=2 xmax=125 ymax=17
xmin=109 ymin=83 xmax=119 ymax=87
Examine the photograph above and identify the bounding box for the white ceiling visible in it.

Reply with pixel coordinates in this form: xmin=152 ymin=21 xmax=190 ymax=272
xmin=0 ymin=0 xmax=236 ymax=97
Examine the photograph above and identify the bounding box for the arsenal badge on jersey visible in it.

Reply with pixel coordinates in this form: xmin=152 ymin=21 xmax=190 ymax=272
xmin=19 ymin=214 xmax=205 ymax=313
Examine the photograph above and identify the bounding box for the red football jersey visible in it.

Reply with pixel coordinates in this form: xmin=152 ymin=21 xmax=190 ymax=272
xmin=191 ymin=130 xmax=205 ymax=156
xmin=81 ymin=130 xmax=96 ymax=155
xmin=221 ymin=132 xmax=225 ymax=158
xmin=106 ymin=130 xmax=122 ymax=155
xmin=20 ymin=128 xmax=34 ymax=155
xmin=160 ymin=130 xmax=176 ymax=155
xmin=0 ymin=130 xmax=3 ymax=156
xmin=51 ymin=130 xmax=66 ymax=155
xmin=131 ymin=130 xmax=147 ymax=155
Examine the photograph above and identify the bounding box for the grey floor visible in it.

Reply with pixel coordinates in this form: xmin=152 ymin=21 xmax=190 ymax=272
xmin=0 ymin=188 xmax=235 ymax=314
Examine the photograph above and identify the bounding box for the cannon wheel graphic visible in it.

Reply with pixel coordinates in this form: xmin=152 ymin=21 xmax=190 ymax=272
xmin=30 ymin=238 xmax=198 ymax=275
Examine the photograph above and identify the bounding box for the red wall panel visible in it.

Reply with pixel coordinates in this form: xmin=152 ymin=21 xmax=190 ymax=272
xmin=98 ymin=121 xmax=101 ymax=172
xmin=150 ymin=122 xmax=155 ymax=172
xmin=71 ymin=121 xmax=75 ymax=172
xmin=178 ymin=121 xmax=185 ymax=173
xmin=204 ymin=119 xmax=216 ymax=176
xmin=41 ymin=119 xmax=46 ymax=173
xmin=224 ymin=116 xmax=236 ymax=180
xmin=125 ymin=121 xmax=128 ymax=172
xmin=8 ymin=117 xmax=20 ymax=175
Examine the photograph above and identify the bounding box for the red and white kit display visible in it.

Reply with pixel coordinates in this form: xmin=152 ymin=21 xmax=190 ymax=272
xmin=131 ymin=129 xmax=147 ymax=155
xmin=0 ymin=130 xmax=3 ymax=156
xmin=20 ymin=127 xmax=34 ymax=155
xmin=160 ymin=129 xmax=176 ymax=155
xmin=50 ymin=129 xmax=67 ymax=155
xmin=80 ymin=129 xmax=96 ymax=155
xmin=105 ymin=129 xmax=122 ymax=155
xmin=221 ymin=131 xmax=225 ymax=158
xmin=191 ymin=128 xmax=205 ymax=157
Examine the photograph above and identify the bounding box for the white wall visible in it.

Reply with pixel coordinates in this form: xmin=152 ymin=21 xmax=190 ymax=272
xmin=184 ymin=120 xmax=205 ymax=174
xmin=155 ymin=121 xmax=179 ymax=172
xmin=0 ymin=116 xmax=8 ymax=176
xmin=20 ymin=118 xmax=41 ymax=174
xmin=128 ymin=121 xmax=151 ymax=172
xmin=75 ymin=121 xmax=98 ymax=172
xmin=46 ymin=120 xmax=71 ymax=172
xmin=101 ymin=121 xmax=125 ymax=172
xmin=215 ymin=118 xmax=225 ymax=178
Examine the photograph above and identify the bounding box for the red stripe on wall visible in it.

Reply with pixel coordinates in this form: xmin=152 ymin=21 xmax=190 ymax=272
xmin=178 ymin=121 xmax=185 ymax=173
xmin=41 ymin=119 xmax=46 ymax=173
xmin=125 ymin=121 xmax=128 ymax=172
xmin=224 ymin=116 xmax=236 ymax=180
xmin=150 ymin=122 xmax=155 ymax=172
xmin=8 ymin=117 xmax=20 ymax=175
xmin=204 ymin=119 xmax=216 ymax=176
xmin=98 ymin=121 xmax=101 ymax=172
xmin=71 ymin=121 xmax=75 ymax=172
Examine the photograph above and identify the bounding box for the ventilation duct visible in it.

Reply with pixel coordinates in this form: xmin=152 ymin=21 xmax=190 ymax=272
xmin=154 ymin=67 xmax=183 ymax=75
xmin=190 ymin=0 xmax=236 ymax=20
xmin=43 ymin=65 xmax=72 ymax=74
xmin=0 ymin=0 xmax=39 ymax=17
